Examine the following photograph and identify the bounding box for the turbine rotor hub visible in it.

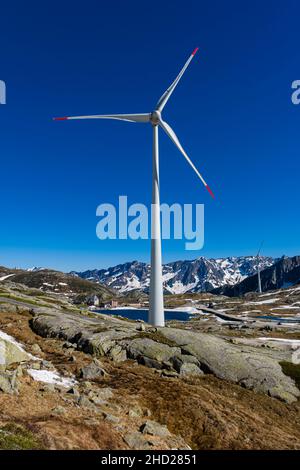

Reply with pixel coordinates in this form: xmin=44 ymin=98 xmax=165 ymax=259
xmin=150 ymin=110 xmax=161 ymax=126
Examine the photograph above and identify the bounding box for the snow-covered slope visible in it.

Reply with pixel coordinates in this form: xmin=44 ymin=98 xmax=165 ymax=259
xmin=213 ymin=255 xmax=300 ymax=297
xmin=73 ymin=256 xmax=274 ymax=294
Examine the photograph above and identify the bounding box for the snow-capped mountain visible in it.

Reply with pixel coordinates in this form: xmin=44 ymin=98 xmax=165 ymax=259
xmin=72 ymin=256 xmax=274 ymax=294
xmin=27 ymin=267 xmax=45 ymax=272
xmin=213 ymin=255 xmax=300 ymax=297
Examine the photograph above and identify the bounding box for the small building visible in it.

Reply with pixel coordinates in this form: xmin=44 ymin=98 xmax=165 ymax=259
xmin=104 ymin=299 xmax=119 ymax=309
xmin=87 ymin=294 xmax=100 ymax=307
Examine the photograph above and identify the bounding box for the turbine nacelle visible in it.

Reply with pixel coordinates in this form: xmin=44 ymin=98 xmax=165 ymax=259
xmin=150 ymin=110 xmax=161 ymax=126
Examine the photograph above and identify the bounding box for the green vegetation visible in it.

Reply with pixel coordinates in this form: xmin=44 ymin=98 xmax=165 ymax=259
xmin=280 ymin=361 xmax=300 ymax=389
xmin=0 ymin=293 xmax=50 ymax=307
xmin=0 ymin=423 xmax=44 ymax=450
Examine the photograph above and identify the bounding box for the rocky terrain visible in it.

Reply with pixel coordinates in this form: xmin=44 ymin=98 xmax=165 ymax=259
xmin=0 ymin=266 xmax=115 ymax=305
xmin=72 ymin=256 xmax=274 ymax=294
xmin=0 ymin=275 xmax=300 ymax=450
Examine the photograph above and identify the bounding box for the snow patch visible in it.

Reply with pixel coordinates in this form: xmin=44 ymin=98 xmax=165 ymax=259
xmin=244 ymin=298 xmax=280 ymax=305
xmin=0 ymin=274 xmax=14 ymax=281
xmin=258 ymin=337 xmax=300 ymax=345
xmin=27 ymin=369 xmax=76 ymax=387
xmin=272 ymin=306 xmax=300 ymax=310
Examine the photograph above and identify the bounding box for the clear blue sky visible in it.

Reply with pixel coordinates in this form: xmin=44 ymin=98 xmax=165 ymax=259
xmin=0 ymin=0 xmax=299 ymax=271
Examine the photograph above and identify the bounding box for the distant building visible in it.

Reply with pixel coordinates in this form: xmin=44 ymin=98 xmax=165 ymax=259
xmin=87 ymin=294 xmax=100 ymax=307
xmin=104 ymin=299 xmax=119 ymax=309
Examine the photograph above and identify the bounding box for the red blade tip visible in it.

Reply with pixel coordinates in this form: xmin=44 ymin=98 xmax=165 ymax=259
xmin=192 ymin=47 xmax=199 ymax=56
xmin=53 ymin=117 xmax=68 ymax=121
xmin=206 ymin=184 xmax=215 ymax=199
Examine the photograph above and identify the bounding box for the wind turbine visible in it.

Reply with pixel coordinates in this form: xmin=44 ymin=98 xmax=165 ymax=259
xmin=256 ymin=241 xmax=264 ymax=294
xmin=54 ymin=48 xmax=214 ymax=327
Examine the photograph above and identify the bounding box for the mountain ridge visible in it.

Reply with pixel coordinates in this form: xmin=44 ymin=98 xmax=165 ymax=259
xmin=212 ymin=255 xmax=300 ymax=296
xmin=71 ymin=256 xmax=275 ymax=294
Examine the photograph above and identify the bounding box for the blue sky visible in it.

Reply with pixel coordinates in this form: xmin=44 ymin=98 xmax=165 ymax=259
xmin=0 ymin=0 xmax=299 ymax=271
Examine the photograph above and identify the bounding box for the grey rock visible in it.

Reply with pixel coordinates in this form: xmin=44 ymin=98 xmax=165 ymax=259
xmin=79 ymin=362 xmax=106 ymax=380
xmin=40 ymin=383 xmax=55 ymax=393
xmin=89 ymin=396 xmax=107 ymax=407
xmin=104 ymin=413 xmax=119 ymax=424
xmin=172 ymin=354 xmax=200 ymax=373
xmin=80 ymin=381 xmax=93 ymax=391
xmin=161 ymin=369 xmax=178 ymax=377
xmin=127 ymin=338 xmax=181 ymax=368
xmin=14 ymin=365 xmax=23 ymax=378
xmin=52 ymin=405 xmax=67 ymax=415
xmin=31 ymin=343 xmax=42 ymax=354
xmin=30 ymin=309 xmax=137 ymax=359
xmin=108 ymin=345 xmax=127 ymax=362
xmin=136 ymin=323 xmax=146 ymax=332
xmin=123 ymin=432 xmax=153 ymax=450
xmin=92 ymin=387 xmax=113 ymax=401
xmin=179 ymin=363 xmax=204 ymax=376
xmin=128 ymin=404 xmax=144 ymax=418
xmin=0 ymin=370 xmax=19 ymax=394
xmin=30 ymin=362 xmax=41 ymax=370
xmin=42 ymin=360 xmax=54 ymax=369
xmin=85 ymin=387 xmax=113 ymax=407
xmin=0 ymin=335 xmax=32 ymax=366
xmin=77 ymin=395 xmax=95 ymax=409
xmin=84 ymin=418 xmax=100 ymax=426
xmin=140 ymin=420 xmax=171 ymax=437
xmin=158 ymin=327 xmax=300 ymax=404
xmin=67 ymin=386 xmax=80 ymax=397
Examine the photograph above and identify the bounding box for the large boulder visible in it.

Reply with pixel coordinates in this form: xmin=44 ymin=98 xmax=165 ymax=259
xmin=0 ymin=370 xmax=19 ymax=394
xmin=30 ymin=309 xmax=137 ymax=358
xmin=79 ymin=360 xmax=106 ymax=380
xmin=126 ymin=338 xmax=181 ymax=369
xmin=158 ymin=327 xmax=300 ymax=404
xmin=140 ymin=420 xmax=171 ymax=437
xmin=0 ymin=331 xmax=33 ymax=367
xmin=179 ymin=363 xmax=204 ymax=377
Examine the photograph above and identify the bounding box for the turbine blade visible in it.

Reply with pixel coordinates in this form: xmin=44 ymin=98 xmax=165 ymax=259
xmin=257 ymin=240 xmax=264 ymax=257
xmin=156 ymin=48 xmax=199 ymax=112
xmin=159 ymin=119 xmax=215 ymax=198
xmin=53 ymin=113 xmax=151 ymax=123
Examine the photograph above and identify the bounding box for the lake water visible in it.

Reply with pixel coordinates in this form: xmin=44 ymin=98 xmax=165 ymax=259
xmin=95 ymin=309 xmax=300 ymax=324
xmin=95 ymin=308 xmax=193 ymax=322
xmin=258 ymin=315 xmax=300 ymax=324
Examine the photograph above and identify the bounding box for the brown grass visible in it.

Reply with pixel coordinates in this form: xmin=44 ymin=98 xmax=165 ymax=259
xmin=104 ymin=363 xmax=300 ymax=450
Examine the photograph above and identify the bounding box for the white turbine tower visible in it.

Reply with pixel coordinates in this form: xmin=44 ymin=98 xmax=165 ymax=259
xmin=54 ymin=48 xmax=214 ymax=327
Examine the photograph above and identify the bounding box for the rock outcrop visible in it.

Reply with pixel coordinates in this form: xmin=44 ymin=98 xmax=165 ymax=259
xmin=0 ymin=331 xmax=34 ymax=367
xmin=29 ymin=308 xmax=300 ymax=403
xmin=158 ymin=328 xmax=300 ymax=403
